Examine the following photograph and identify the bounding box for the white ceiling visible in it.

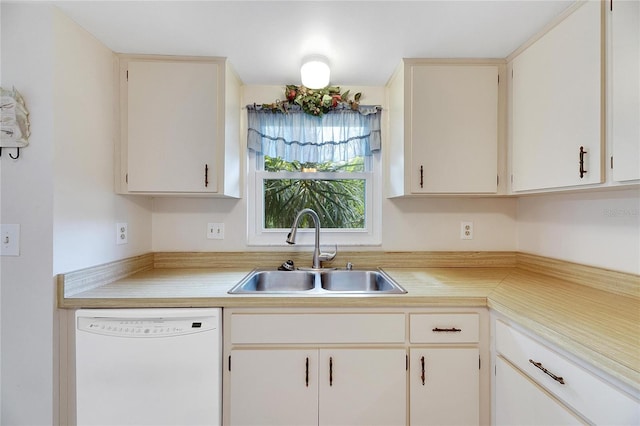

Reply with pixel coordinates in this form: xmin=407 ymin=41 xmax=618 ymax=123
xmin=53 ymin=0 xmax=575 ymax=86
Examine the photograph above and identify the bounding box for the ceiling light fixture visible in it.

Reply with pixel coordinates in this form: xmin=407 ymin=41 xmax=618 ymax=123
xmin=300 ymin=56 xmax=330 ymax=89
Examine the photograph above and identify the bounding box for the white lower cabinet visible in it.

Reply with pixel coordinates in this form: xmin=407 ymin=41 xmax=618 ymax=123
xmin=229 ymin=349 xmax=318 ymax=426
xmin=229 ymin=348 xmax=406 ymax=426
xmin=318 ymin=348 xmax=406 ymax=426
xmin=495 ymin=356 xmax=583 ymax=425
xmin=409 ymin=313 xmax=482 ymax=426
xmin=224 ymin=308 xmax=489 ymax=426
xmin=410 ymin=347 xmax=480 ymax=426
xmin=492 ymin=317 xmax=640 ymax=425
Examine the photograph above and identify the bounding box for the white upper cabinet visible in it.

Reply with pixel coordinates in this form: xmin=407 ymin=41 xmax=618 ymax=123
xmin=609 ymin=0 xmax=640 ymax=182
xmin=387 ymin=60 xmax=503 ymax=196
xmin=116 ymin=55 xmax=241 ymax=197
xmin=510 ymin=1 xmax=604 ymax=192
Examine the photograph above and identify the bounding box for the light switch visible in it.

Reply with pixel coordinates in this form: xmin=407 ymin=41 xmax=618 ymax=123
xmin=207 ymin=223 xmax=224 ymax=240
xmin=1 ymin=224 xmax=20 ymax=256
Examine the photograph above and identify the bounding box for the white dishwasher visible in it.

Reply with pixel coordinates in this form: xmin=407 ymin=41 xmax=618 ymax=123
xmin=75 ymin=308 xmax=221 ymax=426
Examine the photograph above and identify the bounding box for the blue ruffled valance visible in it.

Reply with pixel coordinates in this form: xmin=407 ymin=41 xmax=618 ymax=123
xmin=247 ymin=105 xmax=381 ymax=163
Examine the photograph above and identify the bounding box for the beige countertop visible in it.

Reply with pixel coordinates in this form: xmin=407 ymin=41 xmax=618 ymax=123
xmin=57 ymin=252 xmax=640 ymax=392
xmin=59 ymin=267 xmax=511 ymax=307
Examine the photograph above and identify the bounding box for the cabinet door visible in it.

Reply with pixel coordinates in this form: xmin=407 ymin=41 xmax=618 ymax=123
xmin=511 ymin=1 xmax=602 ymax=191
xmin=229 ymin=349 xmax=318 ymax=426
xmin=410 ymin=64 xmax=498 ymax=193
xmin=495 ymin=356 xmax=584 ymax=425
xmin=611 ymin=0 xmax=640 ymax=182
xmin=127 ymin=60 xmax=218 ymax=192
xmin=319 ymin=349 xmax=406 ymax=426
xmin=410 ymin=347 xmax=479 ymax=426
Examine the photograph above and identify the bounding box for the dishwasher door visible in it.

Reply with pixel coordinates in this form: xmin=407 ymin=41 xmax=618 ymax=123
xmin=75 ymin=308 xmax=221 ymax=426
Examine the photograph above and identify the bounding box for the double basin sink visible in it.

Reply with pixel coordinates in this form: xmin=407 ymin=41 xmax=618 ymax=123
xmin=228 ymin=268 xmax=407 ymax=295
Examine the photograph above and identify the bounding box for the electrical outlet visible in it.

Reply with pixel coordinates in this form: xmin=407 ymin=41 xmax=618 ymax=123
xmin=207 ymin=223 xmax=224 ymax=240
xmin=1 ymin=224 xmax=20 ymax=256
xmin=116 ymin=223 xmax=128 ymax=245
xmin=460 ymin=221 xmax=473 ymax=240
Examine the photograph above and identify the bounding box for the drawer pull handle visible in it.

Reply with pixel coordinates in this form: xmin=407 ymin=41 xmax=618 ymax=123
xmin=205 ymin=164 xmax=209 ymax=187
xmin=329 ymin=357 xmax=333 ymax=387
xmin=420 ymin=356 xmax=426 ymax=385
xmin=432 ymin=327 xmax=462 ymax=333
xmin=305 ymin=357 xmax=309 ymax=387
xmin=420 ymin=165 xmax=424 ymax=188
xmin=529 ymin=359 xmax=565 ymax=385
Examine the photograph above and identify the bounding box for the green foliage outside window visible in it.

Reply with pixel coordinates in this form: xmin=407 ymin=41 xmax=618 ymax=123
xmin=263 ymin=156 xmax=366 ymax=229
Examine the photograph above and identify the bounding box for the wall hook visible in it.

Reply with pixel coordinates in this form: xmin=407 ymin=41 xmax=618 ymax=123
xmin=8 ymin=147 xmax=20 ymax=159
xmin=0 ymin=147 xmax=22 ymax=159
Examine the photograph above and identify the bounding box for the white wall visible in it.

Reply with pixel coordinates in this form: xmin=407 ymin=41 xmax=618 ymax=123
xmin=517 ymin=188 xmax=640 ymax=275
xmin=52 ymin=10 xmax=152 ymax=274
xmin=1 ymin=5 xmax=56 ymax=425
xmin=151 ymin=85 xmax=519 ymax=252
xmin=1 ymin=5 xmax=153 ymax=425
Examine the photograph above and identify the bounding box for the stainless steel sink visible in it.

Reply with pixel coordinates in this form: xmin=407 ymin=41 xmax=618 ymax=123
xmin=227 ymin=270 xmax=316 ymax=293
xmin=228 ymin=268 xmax=407 ymax=294
xmin=320 ymin=270 xmax=405 ymax=293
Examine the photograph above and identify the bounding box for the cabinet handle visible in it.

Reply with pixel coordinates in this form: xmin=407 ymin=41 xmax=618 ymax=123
xmin=329 ymin=357 xmax=333 ymax=386
xmin=432 ymin=327 xmax=462 ymax=333
xmin=420 ymin=356 xmax=426 ymax=385
xmin=529 ymin=359 xmax=565 ymax=385
xmin=205 ymin=164 xmax=209 ymax=187
xmin=420 ymin=165 xmax=424 ymax=188
xmin=305 ymin=357 xmax=309 ymax=387
xmin=579 ymin=146 xmax=587 ymax=178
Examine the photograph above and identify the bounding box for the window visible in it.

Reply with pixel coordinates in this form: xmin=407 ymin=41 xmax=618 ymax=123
xmin=247 ymin=105 xmax=381 ymax=246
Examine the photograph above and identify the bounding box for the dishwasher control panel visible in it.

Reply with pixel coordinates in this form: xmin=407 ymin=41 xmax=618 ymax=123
xmin=77 ymin=317 xmax=217 ymax=337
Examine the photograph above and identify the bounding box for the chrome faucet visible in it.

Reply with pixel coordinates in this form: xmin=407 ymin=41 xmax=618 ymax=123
xmin=286 ymin=208 xmax=336 ymax=269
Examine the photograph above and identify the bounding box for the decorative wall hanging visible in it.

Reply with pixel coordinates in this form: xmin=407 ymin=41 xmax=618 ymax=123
xmin=1 ymin=87 xmax=30 ymax=159
xmin=260 ymin=85 xmax=362 ymax=116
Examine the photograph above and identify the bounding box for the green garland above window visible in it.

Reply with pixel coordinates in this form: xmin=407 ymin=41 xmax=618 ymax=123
xmin=261 ymin=85 xmax=362 ymax=116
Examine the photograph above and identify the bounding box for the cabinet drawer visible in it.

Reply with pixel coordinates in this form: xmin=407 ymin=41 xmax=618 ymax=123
xmin=495 ymin=320 xmax=639 ymax=425
xmin=409 ymin=313 xmax=479 ymax=343
xmin=231 ymin=313 xmax=405 ymax=344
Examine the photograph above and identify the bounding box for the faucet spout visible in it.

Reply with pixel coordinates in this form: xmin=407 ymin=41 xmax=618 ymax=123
xmin=286 ymin=208 xmax=323 ymax=269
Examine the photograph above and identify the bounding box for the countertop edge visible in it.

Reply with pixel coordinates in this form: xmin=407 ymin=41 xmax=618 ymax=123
xmin=56 ymin=252 xmax=640 ymax=393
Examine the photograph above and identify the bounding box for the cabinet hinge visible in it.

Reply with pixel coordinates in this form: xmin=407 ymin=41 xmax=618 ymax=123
xmin=610 ymin=156 xmax=614 ymax=169
xmin=228 ymin=355 xmax=231 ymax=372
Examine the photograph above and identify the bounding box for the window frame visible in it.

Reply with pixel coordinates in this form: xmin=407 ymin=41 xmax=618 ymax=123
xmin=247 ymin=149 xmax=382 ymax=247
